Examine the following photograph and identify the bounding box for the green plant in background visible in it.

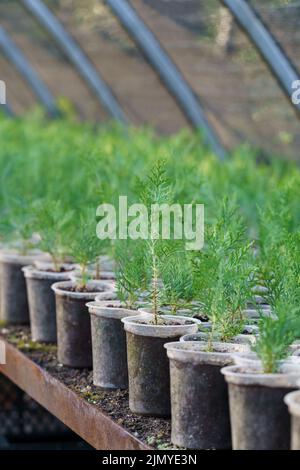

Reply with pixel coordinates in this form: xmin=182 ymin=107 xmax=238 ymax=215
xmin=115 ymin=239 xmax=149 ymax=309
xmin=253 ymin=232 xmax=300 ymax=373
xmin=160 ymin=248 xmax=194 ymax=314
xmin=139 ymin=161 xmax=176 ymax=324
xmin=192 ymin=198 xmax=256 ymax=349
xmin=253 ymin=303 xmax=300 ymax=374
xmin=67 ymin=209 xmax=109 ymax=291
xmin=33 ymin=199 xmax=73 ymax=271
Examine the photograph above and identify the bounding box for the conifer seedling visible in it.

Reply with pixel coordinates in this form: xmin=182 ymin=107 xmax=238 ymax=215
xmin=192 ymin=198 xmax=256 ymax=349
xmin=34 ymin=199 xmax=73 ymax=272
xmin=67 ymin=209 xmax=108 ymax=291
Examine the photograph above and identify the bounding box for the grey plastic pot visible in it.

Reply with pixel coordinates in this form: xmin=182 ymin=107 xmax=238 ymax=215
xmin=122 ymin=314 xmax=200 ymax=417
xmin=52 ymin=281 xmax=113 ymax=368
xmin=180 ymin=331 xmax=255 ymax=346
xmin=243 ymin=307 xmax=272 ymax=320
xmin=87 ymin=300 xmax=139 ymax=389
xmin=0 ymin=250 xmax=47 ymax=324
xmin=23 ymin=265 xmax=74 ymax=343
xmin=222 ymin=365 xmax=300 ymax=450
xmin=165 ymin=341 xmax=250 ymax=449
xmin=284 ymin=390 xmax=300 ymax=450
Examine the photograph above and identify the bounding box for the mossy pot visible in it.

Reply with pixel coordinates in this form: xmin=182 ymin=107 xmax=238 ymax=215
xmin=222 ymin=365 xmax=300 ymax=450
xmin=23 ymin=265 xmax=74 ymax=343
xmin=52 ymin=281 xmax=113 ymax=368
xmin=87 ymin=300 xmax=139 ymax=389
xmin=165 ymin=341 xmax=250 ymax=449
xmin=122 ymin=314 xmax=200 ymax=417
xmin=0 ymin=250 xmax=47 ymax=325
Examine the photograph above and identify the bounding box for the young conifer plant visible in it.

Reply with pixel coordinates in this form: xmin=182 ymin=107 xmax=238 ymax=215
xmin=192 ymin=198 xmax=256 ymax=350
xmin=34 ymin=199 xmax=73 ymax=272
xmin=67 ymin=209 xmax=107 ymax=291
xmin=253 ymin=233 xmax=300 ymax=373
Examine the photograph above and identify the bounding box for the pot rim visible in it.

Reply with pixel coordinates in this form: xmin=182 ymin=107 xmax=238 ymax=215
xmin=242 ymin=308 xmax=272 ymax=319
xmin=221 ymin=364 xmax=300 ymax=388
xmin=51 ymin=280 xmax=114 ymax=299
xmin=138 ymin=306 xmax=194 ymax=316
xmin=284 ymin=390 xmax=300 ymax=417
xmin=0 ymin=249 xmax=48 ymax=264
xmin=87 ymin=300 xmax=139 ymax=319
xmin=70 ymin=268 xmax=116 ymax=281
xmin=22 ymin=264 xmax=75 ymax=280
xmin=180 ymin=331 xmax=255 ymax=345
xmin=122 ymin=314 xmax=200 ymax=338
xmin=165 ymin=340 xmax=250 ymax=366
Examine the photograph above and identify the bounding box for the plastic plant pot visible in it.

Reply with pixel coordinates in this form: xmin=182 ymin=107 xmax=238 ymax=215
xmin=52 ymin=281 xmax=113 ymax=368
xmin=87 ymin=300 xmax=140 ymax=389
xmin=284 ymin=390 xmax=300 ymax=450
xmin=222 ymin=365 xmax=300 ymax=450
xmin=165 ymin=341 xmax=250 ymax=449
xmin=23 ymin=264 xmax=74 ymax=343
xmin=0 ymin=250 xmax=47 ymax=324
xmin=122 ymin=314 xmax=200 ymax=417
xmin=242 ymin=307 xmax=272 ymax=320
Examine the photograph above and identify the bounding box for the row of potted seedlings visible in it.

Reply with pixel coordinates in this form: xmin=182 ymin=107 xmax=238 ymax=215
xmin=1 ymin=166 xmax=300 ymax=450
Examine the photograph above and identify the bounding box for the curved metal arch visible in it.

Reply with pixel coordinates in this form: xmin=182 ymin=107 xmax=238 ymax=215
xmin=221 ymin=0 xmax=300 ymax=116
xmin=0 ymin=27 xmax=59 ymax=117
xmin=105 ymin=0 xmax=227 ymax=160
xmin=22 ymin=0 xmax=127 ymax=124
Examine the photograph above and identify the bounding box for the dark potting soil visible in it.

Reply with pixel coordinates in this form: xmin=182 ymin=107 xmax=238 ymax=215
xmin=138 ymin=319 xmax=195 ymax=326
xmin=41 ymin=267 xmax=73 ymax=273
xmin=62 ymin=285 xmax=106 ymax=294
xmin=0 ymin=326 xmax=174 ymax=450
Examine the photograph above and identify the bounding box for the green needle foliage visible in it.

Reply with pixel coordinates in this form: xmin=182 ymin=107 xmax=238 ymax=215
xmin=33 ymin=199 xmax=73 ymax=271
xmin=139 ymin=162 xmax=175 ymax=324
xmin=115 ymin=239 xmax=149 ymax=308
xmin=253 ymin=303 xmax=300 ymax=374
xmin=192 ymin=198 xmax=256 ymax=347
xmin=160 ymin=246 xmax=194 ymax=314
xmin=67 ymin=209 xmax=108 ymax=290
xmin=253 ymin=232 xmax=300 ymax=373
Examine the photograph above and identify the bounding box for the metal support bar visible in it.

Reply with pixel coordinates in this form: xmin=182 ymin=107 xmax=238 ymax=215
xmin=105 ymin=0 xmax=227 ymax=160
xmin=0 ymin=27 xmax=59 ymax=117
xmin=221 ymin=0 xmax=300 ymax=115
xmin=0 ymin=337 xmax=150 ymax=450
xmin=22 ymin=0 xmax=127 ymax=123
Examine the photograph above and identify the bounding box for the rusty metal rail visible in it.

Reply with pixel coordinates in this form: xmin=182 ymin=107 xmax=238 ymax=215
xmin=0 ymin=339 xmax=149 ymax=450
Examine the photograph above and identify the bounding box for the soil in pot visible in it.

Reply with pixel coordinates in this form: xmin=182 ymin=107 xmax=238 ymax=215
xmin=222 ymin=365 xmax=300 ymax=450
xmin=284 ymin=390 xmax=300 ymax=450
xmin=87 ymin=300 xmax=139 ymax=389
xmin=122 ymin=314 xmax=200 ymax=417
xmin=0 ymin=250 xmax=47 ymax=325
xmin=52 ymin=281 xmax=113 ymax=368
xmin=23 ymin=265 xmax=74 ymax=343
xmin=165 ymin=341 xmax=250 ymax=449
